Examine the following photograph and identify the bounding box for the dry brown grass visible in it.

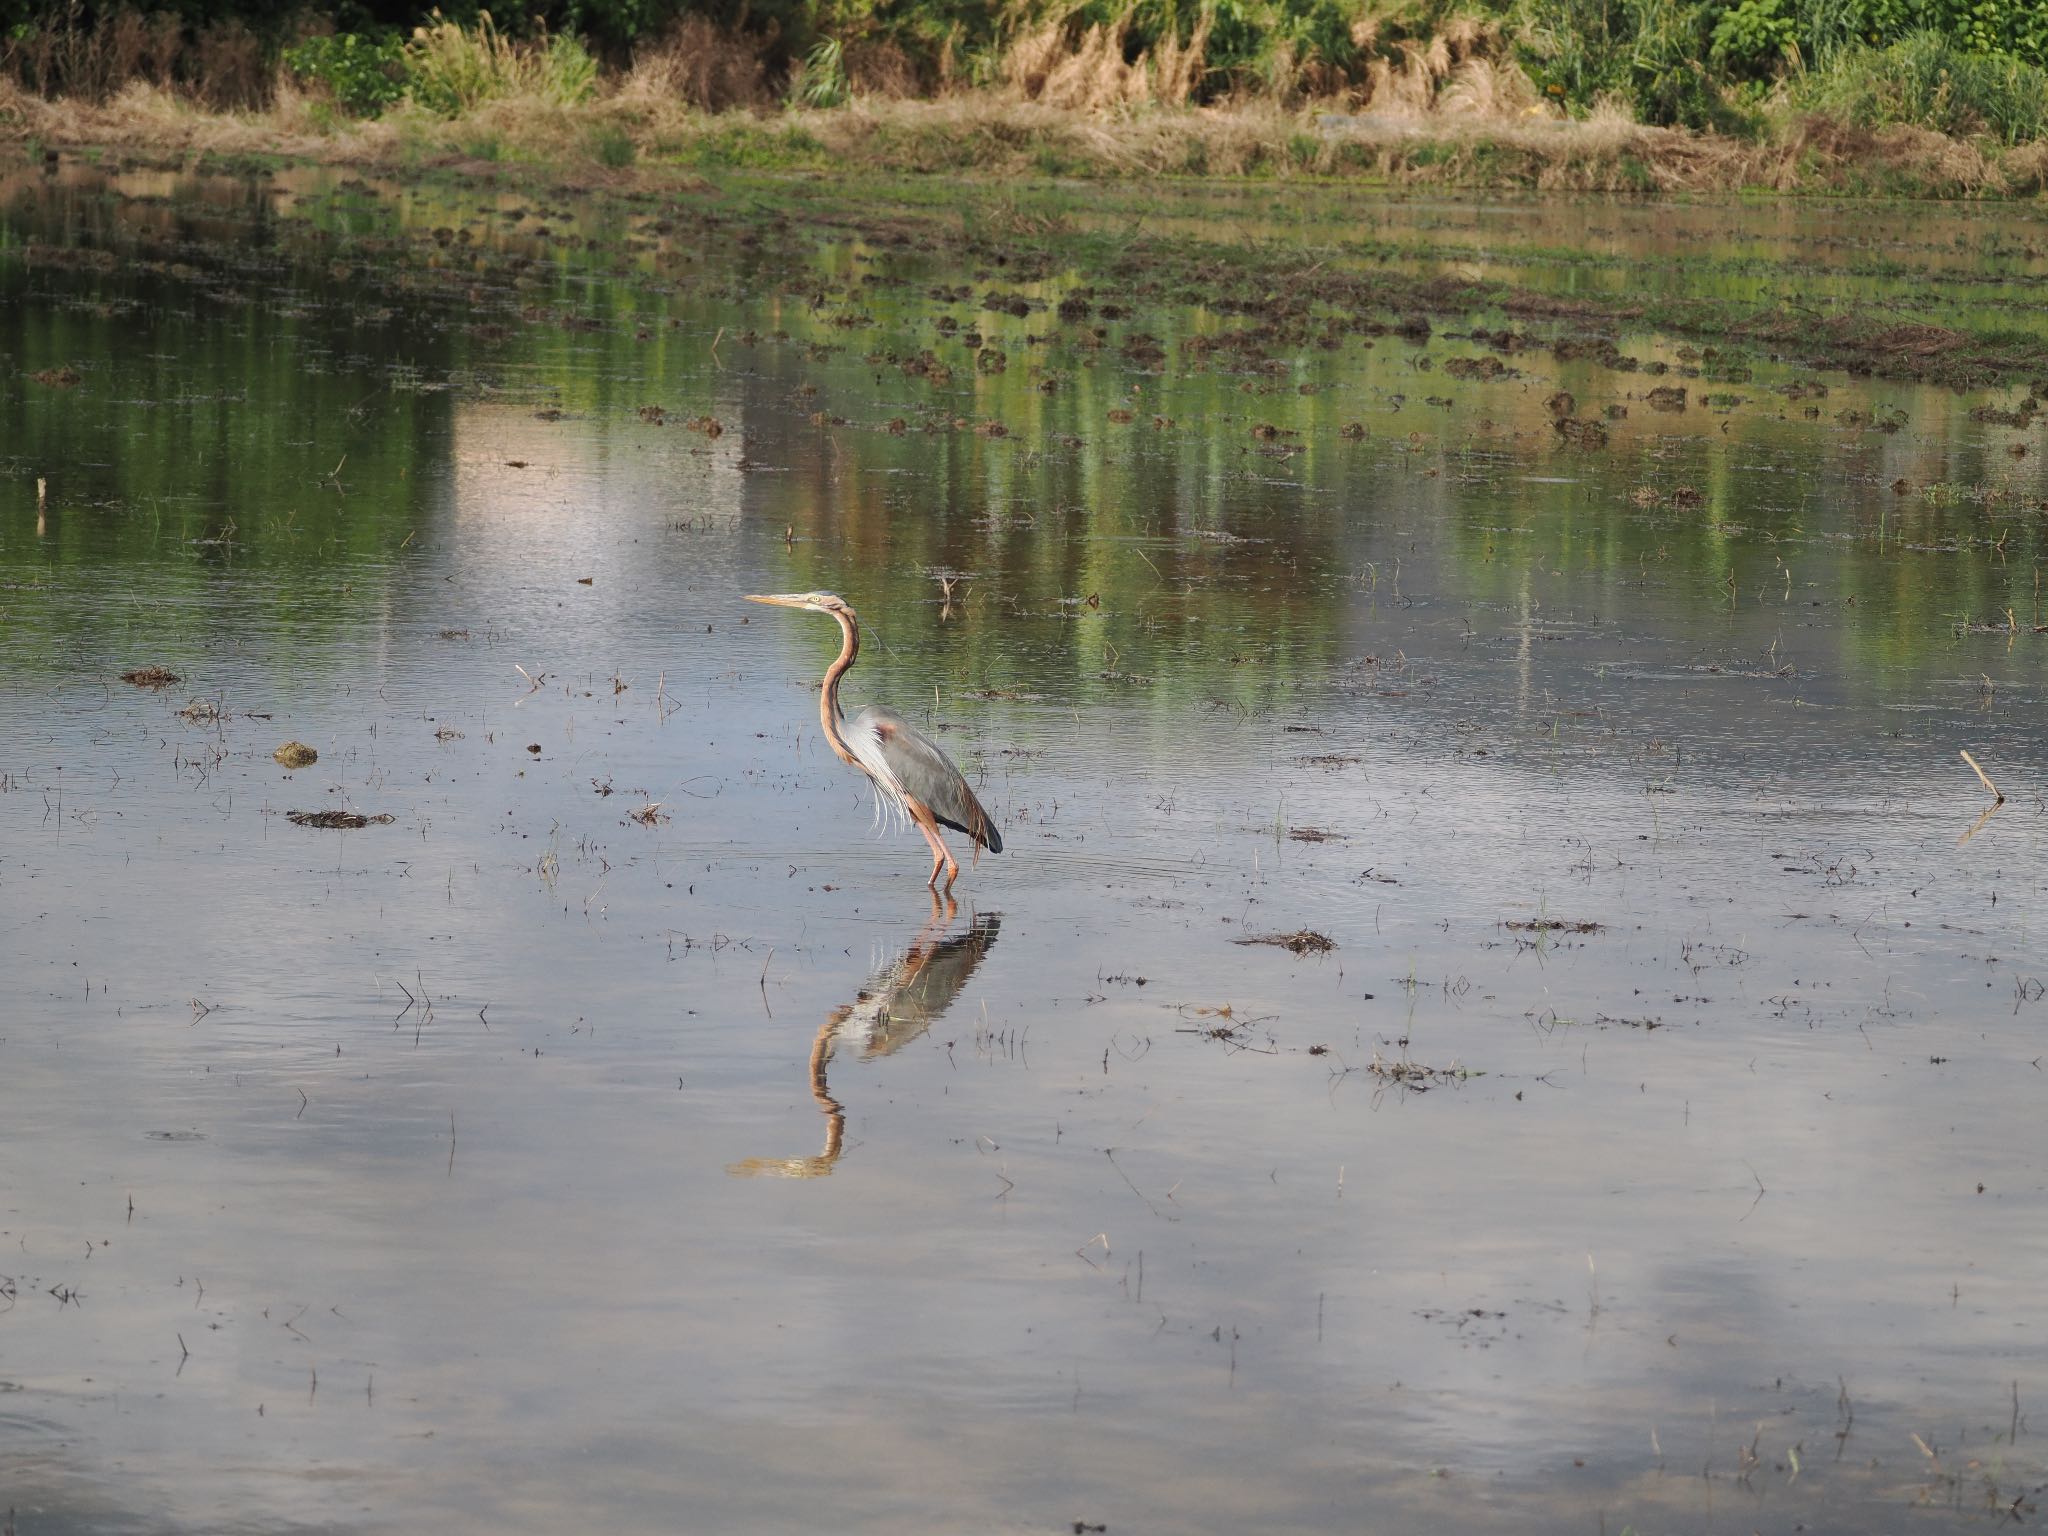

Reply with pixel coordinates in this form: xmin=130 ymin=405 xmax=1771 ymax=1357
xmin=6 ymin=7 xmax=183 ymax=101
xmin=844 ymin=38 xmax=924 ymax=98
xmin=999 ymin=11 xmax=1546 ymax=119
xmin=1436 ymin=56 xmax=1545 ymax=119
xmin=2 ymin=69 xmax=2039 ymax=199
xmin=1756 ymin=113 xmax=2004 ymax=194
xmin=2004 ymin=137 xmax=2048 ymax=191
xmin=888 ymin=91 xmax=1690 ymax=187
xmin=187 ymin=19 xmax=267 ymax=110
xmin=1006 ymin=18 xmax=1133 ymax=109
xmin=619 ymin=15 xmax=770 ymax=111
xmin=1338 ymin=17 xmax=1551 ymax=119
xmin=1004 ymin=7 xmax=1214 ymax=110
xmin=0 ymin=74 xmax=398 ymax=159
xmin=5 ymin=9 xmax=271 ymax=108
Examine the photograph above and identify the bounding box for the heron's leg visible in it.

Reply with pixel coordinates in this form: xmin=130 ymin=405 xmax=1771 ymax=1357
xmin=914 ymin=816 xmax=947 ymax=889
xmin=941 ymin=845 xmax=960 ymax=893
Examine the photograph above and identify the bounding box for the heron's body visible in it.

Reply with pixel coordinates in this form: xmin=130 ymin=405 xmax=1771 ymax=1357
xmin=748 ymin=591 xmax=1002 ymax=890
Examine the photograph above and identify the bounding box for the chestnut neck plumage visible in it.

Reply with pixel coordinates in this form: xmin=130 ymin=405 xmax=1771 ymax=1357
xmin=818 ymin=606 xmax=860 ymax=766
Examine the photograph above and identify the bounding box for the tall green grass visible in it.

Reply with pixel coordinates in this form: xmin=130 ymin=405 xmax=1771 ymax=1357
xmin=792 ymin=36 xmax=849 ymax=107
xmin=1798 ymin=31 xmax=2048 ymax=142
xmin=281 ymin=33 xmax=407 ymax=117
xmin=404 ymin=9 xmax=597 ymax=116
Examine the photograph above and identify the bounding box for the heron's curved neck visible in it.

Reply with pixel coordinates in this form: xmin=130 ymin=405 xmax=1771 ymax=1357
xmin=819 ymin=608 xmax=859 ymax=765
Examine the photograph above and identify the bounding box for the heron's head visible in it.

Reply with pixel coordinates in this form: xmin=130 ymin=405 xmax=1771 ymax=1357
xmin=746 ymin=590 xmax=852 ymax=619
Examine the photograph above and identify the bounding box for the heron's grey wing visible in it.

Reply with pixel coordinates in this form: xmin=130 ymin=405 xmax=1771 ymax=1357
xmin=859 ymin=914 xmax=1002 ymax=1060
xmin=849 ymin=706 xmax=1004 ymax=853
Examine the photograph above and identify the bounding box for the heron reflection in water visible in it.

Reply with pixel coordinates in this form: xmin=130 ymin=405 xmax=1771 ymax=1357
xmin=729 ymin=906 xmax=1001 ymax=1179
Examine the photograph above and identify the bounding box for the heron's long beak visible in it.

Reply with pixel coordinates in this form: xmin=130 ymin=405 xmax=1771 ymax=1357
xmin=745 ymin=594 xmax=805 ymax=608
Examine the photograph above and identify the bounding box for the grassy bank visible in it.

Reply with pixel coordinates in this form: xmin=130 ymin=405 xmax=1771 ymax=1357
xmin=8 ymin=81 xmax=2048 ymax=197
xmin=6 ymin=0 xmax=2048 ymax=197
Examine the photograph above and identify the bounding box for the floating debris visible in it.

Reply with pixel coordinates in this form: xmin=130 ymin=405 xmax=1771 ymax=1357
xmin=1504 ymin=918 xmax=1604 ymax=934
xmin=273 ymin=741 xmax=318 ymax=768
xmin=285 ymin=810 xmax=394 ymax=829
xmin=1366 ymin=1051 xmax=1479 ymax=1088
xmin=121 ymin=665 xmax=181 ymax=688
xmin=1238 ymin=929 xmax=1336 ymax=955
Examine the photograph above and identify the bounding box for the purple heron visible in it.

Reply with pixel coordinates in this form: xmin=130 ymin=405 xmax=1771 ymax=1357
xmin=747 ymin=592 xmax=1003 ymax=891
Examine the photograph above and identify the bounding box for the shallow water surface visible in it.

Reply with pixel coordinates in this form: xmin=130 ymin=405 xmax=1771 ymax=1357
xmin=1 ymin=163 xmax=2045 ymax=1534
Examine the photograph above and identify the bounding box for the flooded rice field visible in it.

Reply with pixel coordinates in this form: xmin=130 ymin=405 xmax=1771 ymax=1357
xmin=2 ymin=160 xmax=2046 ymax=1534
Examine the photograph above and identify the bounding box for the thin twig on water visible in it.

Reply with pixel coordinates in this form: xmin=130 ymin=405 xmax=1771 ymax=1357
xmin=1961 ymin=749 xmax=2004 ymax=804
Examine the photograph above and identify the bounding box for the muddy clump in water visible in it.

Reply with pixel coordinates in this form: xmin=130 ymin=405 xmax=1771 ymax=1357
xmin=1444 ymin=355 xmax=1512 ymax=380
xmin=121 ymin=665 xmax=181 ymax=688
xmin=1552 ymin=416 xmax=1610 ymax=448
xmin=273 ymin=742 xmax=318 ymax=768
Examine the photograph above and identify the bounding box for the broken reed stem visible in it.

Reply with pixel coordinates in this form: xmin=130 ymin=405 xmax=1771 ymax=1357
xmin=1960 ymin=749 xmax=2004 ymax=804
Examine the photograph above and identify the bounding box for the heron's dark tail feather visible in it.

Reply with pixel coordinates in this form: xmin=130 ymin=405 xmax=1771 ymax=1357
xmin=935 ymin=799 xmax=1003 ymax=854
